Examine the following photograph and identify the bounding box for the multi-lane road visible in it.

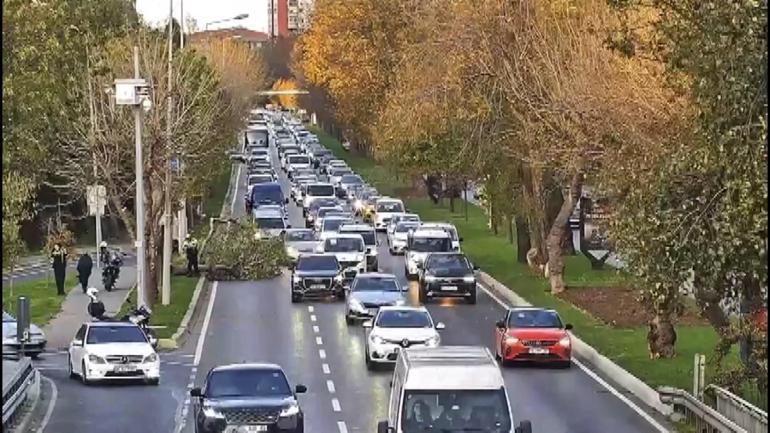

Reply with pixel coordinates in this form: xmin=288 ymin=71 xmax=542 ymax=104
xmin=31 ymin=136 xmax=672 ymax=433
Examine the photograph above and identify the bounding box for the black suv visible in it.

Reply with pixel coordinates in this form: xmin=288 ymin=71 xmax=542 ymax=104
xmin=190 ymin=363 xmax=307 ymax=433
xmin=418 ymin=252 xmax=479 ymax=304
xmin=291 ymin=254 xmax=345 ymax=303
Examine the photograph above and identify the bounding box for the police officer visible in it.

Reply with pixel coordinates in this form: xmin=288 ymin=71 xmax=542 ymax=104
xmin=182 ymin=234 xmax=199 ymax=276
xmin=76 ymin=253 xmax=93 ymax=293
xmin=50 ymin=243 xmax=68 ymax=296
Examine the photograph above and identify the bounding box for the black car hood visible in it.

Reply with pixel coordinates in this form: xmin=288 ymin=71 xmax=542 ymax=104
xmin=295 ymin=269 xmax=339 ymax=278
xmin=427 ymin=269 xmax=473 ymax=278
xmin=205 ymin=395 xmax=295 ymax=409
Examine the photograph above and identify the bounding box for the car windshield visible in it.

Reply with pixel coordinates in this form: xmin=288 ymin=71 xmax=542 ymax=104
xmin=296 ymin=255 xmax=339 ymax=271
xmin=3 ymin=312 xmax=15 ymax=322
xmin=400 ymin=389 xmax=512 ymax=433
xmin=206 ymin=369 xmax=291 ymax=398
xmin=376 ymin=310 xmax=433 ymax=328
xmin=248 ymin=176 xmax=272 ymax=185
xmin=310 ymin=199 xmax=338 ymax=211
xmin=426 ymin=255 xmax=471 ymax=272
xmin=396 ymin=223 xmax=420 ymax=233
xmin=307 ymin=185 xmax=335 ymax=196
xmin=353 ymin=277 xmax=400 ymax=292
xmin=318 ymin=208 xmax=343 ymax=218
xmin=410 ymin=237 xmax=451 ymax=252
xmin=341 ymin=175 xmax=363 ymax=184
xmin=331 ymin=169 xmax=352 ymax=176
xmin=323 ymin=219 xmax=351 ymax=232
xmin=289 ymin=155 xmax=310 ymax=164
xmin=341 ymin=230 xmax=375 ymax=246
xmin=508 ymin=310 xmax=563 ymax=328
xmin=377 ymin=202 xmax=404 ymax=212
xmin=251 ymin=185 xmax=283 ymax=204
xmin=86 ymin=326 xmax=147 ymax=344
xmin=256 ymin=218 xmax=285 ymax=229
xmin=286 ymin=230 xmax=315 ymax=242
xmin=324 ymin=237 xmax=364 ymax=252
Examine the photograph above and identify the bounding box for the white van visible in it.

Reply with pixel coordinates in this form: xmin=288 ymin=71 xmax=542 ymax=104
xmin=377 ymin=346 xmax=532 ymax=433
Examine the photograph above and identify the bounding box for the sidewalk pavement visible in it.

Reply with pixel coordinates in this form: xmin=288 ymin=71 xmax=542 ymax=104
xmin=43 ymin=264 xmax=137 ymax=350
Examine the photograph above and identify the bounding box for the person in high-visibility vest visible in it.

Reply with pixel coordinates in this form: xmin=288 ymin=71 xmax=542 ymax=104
xmin=182 ymin=234 xmax=199 ymax=276
xmin=50 ymin=243 xmax=68 ymax=295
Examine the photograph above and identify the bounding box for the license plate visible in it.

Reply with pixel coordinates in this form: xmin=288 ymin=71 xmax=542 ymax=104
xmin=442 ymin=285 xmax=458 ymax=291
xmin=113 ymin=365 xmax=137 ymax=372
xmin=225 ymin=426 xmax=267 ymax=433
xmin=528 ymin=347 xmax=549 ymax=355
xmin=310 ymin=284 xmax=326 ymax=289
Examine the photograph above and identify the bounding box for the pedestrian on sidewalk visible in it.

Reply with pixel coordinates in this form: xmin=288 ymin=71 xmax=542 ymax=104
xmin=50 ymin=243 xmax=68 ymax=296
xmin=76 ymin=253 xmax=93 ymax=293
xmin=183 ymin=234 xmax=199 ymax=276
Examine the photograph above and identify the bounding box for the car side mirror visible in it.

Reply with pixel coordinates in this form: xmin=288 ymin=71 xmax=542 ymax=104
xmin=565 ymin=323 xmax=574 ymax=330
xmin=149 ymin=336 xmax=158 ymax=348
xmin=377 ymin=421 xmax=394 ymax=433
xmin=435 ymin=322 xmax=446 ymax=330
xmin=459 ymin=237 xmax=464 ymax=242
xmin=190 ymin=387 xmax=202 ymax=397
xmin=362 ymin=320 xmax=373 ymax=328
xmin=72 ymin=339 xmax=83 ymax=347
xmin=295 ymin=384 xmax=307 ymax=394
xmin=286 ymin=224 xmax=292 ymax=229
xmin=285 ymin=198 xmax=289 ymax=204
xmin=473 ymin=264 xmax=480 ymax=271
xmin=495 ymin=320 xmax=505 ymax=329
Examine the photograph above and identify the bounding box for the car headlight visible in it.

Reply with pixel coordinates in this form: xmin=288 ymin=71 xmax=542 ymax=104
xmin=370 ymin=335 xmax=384 ymax=345
xmin=504 ymin=336 xmax=520 ymax=345
xmin=424 ymin=275 xmax=437 ymax=282
xmin=334 ymin=274 xmax=345 ymax=283
xmin=463 ymin=276 xmax=476 ymax=283
xmin=202 ymin=405 xmax=225 ymax=419
xmin=88 ymin=354 xmax=106 ymax=364
xmin=368 ymin=248 xmax=378 ymax=256
xmin=354 ymin=200 xmax=363 ymax=210
xmin=279 ymin=403 xmax=300 ymax=417
xmin=307 ymin=215 xmax=314 ymax=221
xmin=394 ymin=298 xmax=407 ymax=306
xmin=559 ymin=336 xmax=571 ymax=347
xmin=426 ymin=335 xmax=440 ymax=347
xmin=143 ymin=353 xmax=158 ymax=363
xmin=287 ymin=246 xmax=298 ymax=257
xmin=349 ymin=299 xmax=366 ymax=313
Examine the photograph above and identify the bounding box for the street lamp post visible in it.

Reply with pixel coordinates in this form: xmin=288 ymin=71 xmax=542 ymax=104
xmin=114 ymin=47 xmax=152 ymax=309
xmin=204 ymin=13 xmax=249 ymax=31
xmin=162 ymin=0 xmax=174 ymax=305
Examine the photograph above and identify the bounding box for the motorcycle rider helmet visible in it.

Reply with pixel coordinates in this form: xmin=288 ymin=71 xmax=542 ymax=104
xmin=86 ymin=287 xmax=99 ymax=299
xmin=100 ymin=241 xmax=108 ymax=248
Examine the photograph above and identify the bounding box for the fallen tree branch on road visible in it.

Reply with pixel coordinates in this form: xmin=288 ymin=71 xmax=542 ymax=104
xmin=204 ymin=218 xmax=289 ymax=281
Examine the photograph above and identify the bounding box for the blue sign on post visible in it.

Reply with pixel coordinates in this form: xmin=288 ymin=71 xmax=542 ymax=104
xmin=170 ymin=157 xmax=180 ymax=172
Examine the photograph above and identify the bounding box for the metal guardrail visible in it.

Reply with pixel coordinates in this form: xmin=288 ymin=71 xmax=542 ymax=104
xmin=659 ymin=386 xmax=748 ymax=432
xmin=705 ymin=385 xmax=768 ymax=433
xmin=2 ymin=358 xmax=36 ymax=428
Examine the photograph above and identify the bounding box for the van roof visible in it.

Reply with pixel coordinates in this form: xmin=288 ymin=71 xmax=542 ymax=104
xmin=401 ymin=346 xmax=504 ymax=390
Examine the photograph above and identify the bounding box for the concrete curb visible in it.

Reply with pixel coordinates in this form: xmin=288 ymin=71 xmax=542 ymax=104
xmin=159 ymin=276 xmax=206 ymax=350
xmin=477 ymin=271 xmax=673 ymax=417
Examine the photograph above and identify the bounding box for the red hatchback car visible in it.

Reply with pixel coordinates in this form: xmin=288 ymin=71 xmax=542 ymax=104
xmin=494 ymin=307 xmax=573 ymax=368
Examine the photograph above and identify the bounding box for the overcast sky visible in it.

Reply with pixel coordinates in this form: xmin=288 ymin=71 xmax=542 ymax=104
xmin=136 ymin=0 xmax=268 ymax=33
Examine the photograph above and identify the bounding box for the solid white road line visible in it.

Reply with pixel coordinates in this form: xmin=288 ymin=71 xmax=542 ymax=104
xmin=337 ymin=421 xmax=349 ymax=433
xmin=322 ymin=363 xmax=331 ymax=374
xmin=326 ymin=380 xmax=336 ymax=393
xmin=316 ymin=336 xmax=323 ymax=345
xmin=319 ymin=349 xmax=327 ymax=359
xmin=308 ymin=306 xmax=314 ymax=312
xmin=313 ymin=325 xmax=320 ymax=333
xmin=477 ymin=283 xmax=669 ymax=432
xmin=331 ymin=398 xmax=341 ymax=412
xmin=230 ymin=164 xmax=242 ymax=213
xmin=194 ymin=282 xmax=219 ymax=366
xmin=310 ymin=314 xmax=317 ymax=322
xmin=36 ymin=375 xmax=58 ymax=433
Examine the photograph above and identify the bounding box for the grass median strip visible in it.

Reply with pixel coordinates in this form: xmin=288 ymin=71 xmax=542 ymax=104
xmin=3 ymin=274 xmax=78 ymax=325
xmin=310 ymin=124 xmax=727 ymax=395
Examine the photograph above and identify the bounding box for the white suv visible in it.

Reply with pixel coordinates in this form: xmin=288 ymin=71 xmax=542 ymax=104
xmin=373 ymin=198 xmax=406 ymax=231
xmin=363 ymin=306 xmax=444 ymax=370
xmin=68 ymin=322 xmax=160 ymax=385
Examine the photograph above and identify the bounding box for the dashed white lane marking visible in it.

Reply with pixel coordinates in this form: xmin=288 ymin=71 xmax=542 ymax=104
xmin=194 ymin=282 xmax=219 ymax=366
xmin=316 ymin=336 xmax=323 ymax=345
xmin=337 ymin=421 xmax=349 ymax=433
xmin=313 ymin=325 xmax=320 ymax=333
xmin=310 ymin=314 xmax=317 ymax=322
xmin=477 ymin=282 xmax=669 ymax=433
xmin=322 ymin=363 xmax=331 ymax=374
xmin=331 ymin=398 xmax=341 ymax=412
xmin=319 ymin=349 xmax=327 ymax=359
xmin=326 ymin=380 xmax=336 ymax=393
xmin=308 ymin=306 xmax=314 ymax=312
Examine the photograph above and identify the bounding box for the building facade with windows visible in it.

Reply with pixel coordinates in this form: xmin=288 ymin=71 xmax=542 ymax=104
xmin=269 ymin=0 xmax=314 ymax=37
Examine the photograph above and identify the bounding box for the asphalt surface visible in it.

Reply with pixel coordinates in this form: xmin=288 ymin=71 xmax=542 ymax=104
xmin=177 ymin=141 xmax=669 ymax=433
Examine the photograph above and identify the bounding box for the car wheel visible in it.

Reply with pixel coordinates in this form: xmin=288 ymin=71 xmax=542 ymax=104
xmin=81 ymin=361 xmax=92 ymax=385
xmin=345 ymin=314 xmax=354 ymax=325
xmin=147 ymin=377 xmax=160 ymax=386
xmin=418 ymin=286 xmax=427 ymax=304
xmin=336 ymin=290 xmax=346 ymax=301
xmin=30 ymin=352 xmax=40 ymax=360
xmin=68 ymin=355 xmax=77 ymax=379
xmin=295 ymin=416 xmax=305 ymax=433
xmin=291 ymin=292 xmax=302 ymax=303
xmin=560 ymin=360 xmax=572 ymax=369
xmin=365 ymin=348 xmax=375 ymax=371
xmin=467 ymin=288 xmax=477 ymax=305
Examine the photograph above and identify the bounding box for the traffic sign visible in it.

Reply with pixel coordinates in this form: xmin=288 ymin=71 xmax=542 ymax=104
xmin=87 ymin=185 xmax=107 ymax=216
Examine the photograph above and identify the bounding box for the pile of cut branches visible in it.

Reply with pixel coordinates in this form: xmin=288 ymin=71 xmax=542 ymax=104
xmin=204 ymin=218 xmax=289 ymax=281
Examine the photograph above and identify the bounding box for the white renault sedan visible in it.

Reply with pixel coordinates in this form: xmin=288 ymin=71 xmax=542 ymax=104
xmin=68 ymin=322 xmax=160 ymax=385
xmin=363 ymin=306 xmax=445 ymax=370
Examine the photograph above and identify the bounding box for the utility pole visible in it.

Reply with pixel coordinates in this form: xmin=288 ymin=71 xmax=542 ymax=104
xmin=180 ymin=0 xmax=185 ymax=49
xmin=162 ymin=0 xmax=174 ymax=305
xmin=86 ymin=43 xmax=103 ymax=269
xmin=178 ymin=0 xmax=188 ymax=253
xmin=133 ymin=46 xmax=147 ymax=309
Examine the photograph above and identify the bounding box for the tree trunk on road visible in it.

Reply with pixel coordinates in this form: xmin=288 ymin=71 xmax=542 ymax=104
xmin=546 ymin=170 xmax=583 ymax=294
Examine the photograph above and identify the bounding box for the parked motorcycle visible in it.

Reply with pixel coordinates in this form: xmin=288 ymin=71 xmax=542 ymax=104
xmin=86 ymin=287 xmax=158 ymax=348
